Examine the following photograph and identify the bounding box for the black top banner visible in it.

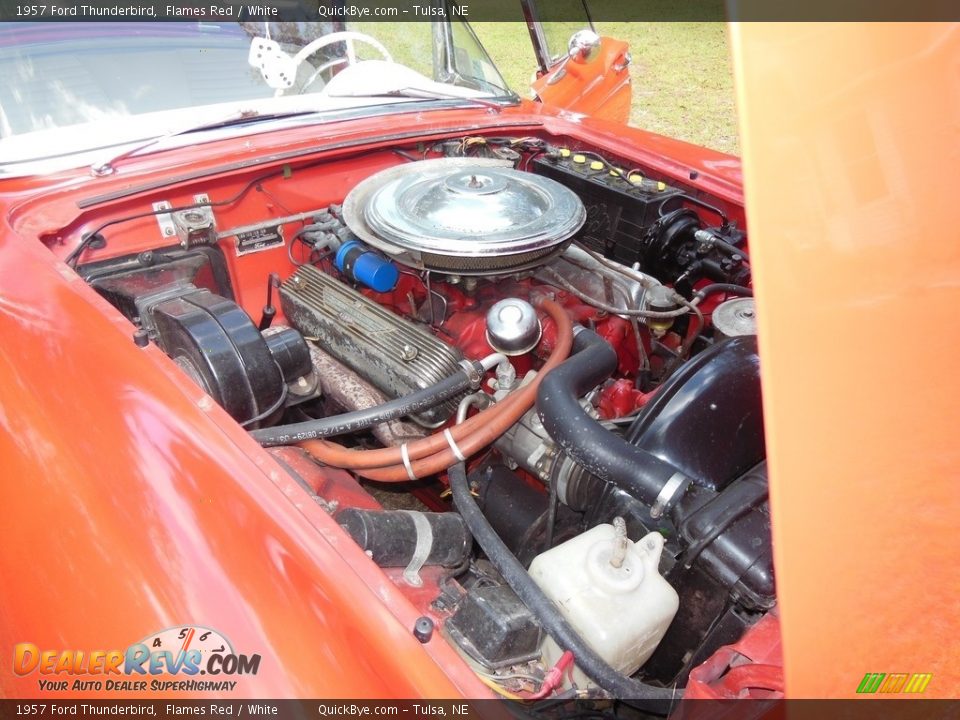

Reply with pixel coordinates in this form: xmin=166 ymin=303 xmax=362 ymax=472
xmin=0 ymin=0 xmax=958 ymax=22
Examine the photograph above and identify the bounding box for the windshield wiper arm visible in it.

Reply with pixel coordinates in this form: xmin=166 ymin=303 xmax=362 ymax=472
xmin=88 ymin=109 xmax=317 ymax=177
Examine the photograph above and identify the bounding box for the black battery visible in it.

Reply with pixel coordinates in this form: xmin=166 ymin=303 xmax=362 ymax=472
xmin=532 ymin=153 xmax=684 ymax=267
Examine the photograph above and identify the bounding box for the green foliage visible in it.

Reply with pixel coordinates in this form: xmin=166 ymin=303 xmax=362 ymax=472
xmin=472 ymin=22 xmax=739 ymax=155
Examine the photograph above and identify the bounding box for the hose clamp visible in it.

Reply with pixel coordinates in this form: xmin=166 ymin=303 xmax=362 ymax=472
xmin=650 ymin=472 xmax=688 ymax=519
xmin=401 ymin=511 xmax=433 ymax=588
xmin=459 ymin=359 xmax=483 ymax=388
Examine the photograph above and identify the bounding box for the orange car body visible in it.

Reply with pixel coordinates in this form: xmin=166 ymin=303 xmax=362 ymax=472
xmin=0 ymin=21 xmax=955 ymax=703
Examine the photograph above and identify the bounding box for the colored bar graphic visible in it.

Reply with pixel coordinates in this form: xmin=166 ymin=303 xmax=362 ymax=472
xmin=879 ymin=673 xmax=908 ymax=693
xmin=857 ymin=672 xmax=932 ymax=694
xmin=903 ymin=673 xmax=933 ymax=693
xmin=857 ymin=673 xmax=886 ymax=693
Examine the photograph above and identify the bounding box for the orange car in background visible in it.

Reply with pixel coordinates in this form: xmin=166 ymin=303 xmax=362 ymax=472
xmin=0 ymin=10 xmax=955 ymax=711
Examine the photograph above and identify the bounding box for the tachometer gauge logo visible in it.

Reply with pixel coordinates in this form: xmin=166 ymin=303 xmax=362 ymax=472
xmin=133 ymin=626 xmax=256 ymax=676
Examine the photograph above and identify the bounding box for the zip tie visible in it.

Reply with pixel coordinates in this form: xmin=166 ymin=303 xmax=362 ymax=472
xmin=443 ymin=428 xmax=466 ymax=462
xmin=401 ymin=443 xmax=417 ymax=481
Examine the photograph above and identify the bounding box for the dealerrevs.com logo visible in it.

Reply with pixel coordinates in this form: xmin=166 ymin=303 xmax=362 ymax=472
xmin=14 ymin=626 xmax=261 ymax=692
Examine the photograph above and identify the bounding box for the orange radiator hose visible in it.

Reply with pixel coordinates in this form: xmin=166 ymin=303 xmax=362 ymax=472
xmin=299 ymin=298 xmax=573 ymax=481
xmin=303 ymin=388 xmax=526 ymax=469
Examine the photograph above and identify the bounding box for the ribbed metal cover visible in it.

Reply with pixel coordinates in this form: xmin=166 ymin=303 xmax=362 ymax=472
xmin=342 ymin=158 xmax=585 ymax=275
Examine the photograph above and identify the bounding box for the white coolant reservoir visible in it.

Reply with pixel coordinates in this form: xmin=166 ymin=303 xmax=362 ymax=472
xmin=528 ymin=520 xmax=679 ymax=681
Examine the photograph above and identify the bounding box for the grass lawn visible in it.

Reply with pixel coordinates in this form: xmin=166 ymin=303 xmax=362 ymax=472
xmin=472 ymin=22 xmax=740 ymax=156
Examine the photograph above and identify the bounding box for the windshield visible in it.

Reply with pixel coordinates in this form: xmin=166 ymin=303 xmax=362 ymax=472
xmin=0 ymin=21 xmax=514 ymax=168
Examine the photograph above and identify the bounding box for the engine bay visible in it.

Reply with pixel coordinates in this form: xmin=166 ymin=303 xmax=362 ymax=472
xmin=65 ymin=133 xmax=771 ymax=703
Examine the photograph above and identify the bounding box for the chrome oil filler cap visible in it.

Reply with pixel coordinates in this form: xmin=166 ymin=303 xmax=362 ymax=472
xmin=485 ymin=298 xmax=542 ymax=355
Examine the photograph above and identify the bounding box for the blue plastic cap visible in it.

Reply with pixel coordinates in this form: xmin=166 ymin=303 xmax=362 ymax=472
xmin=335 ymin=240 xmax=399 ymax=293
xmin=354 ymin=252 xmax=399 ymax=293
xmin=334 ymin=240 xmax=359 ymax=272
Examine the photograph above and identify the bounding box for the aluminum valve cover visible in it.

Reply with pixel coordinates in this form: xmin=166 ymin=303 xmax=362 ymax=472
xmin=342 ymin=158 xmax=586 ymax=275
xmin=280 ymin=264 xmax=465 ymax=427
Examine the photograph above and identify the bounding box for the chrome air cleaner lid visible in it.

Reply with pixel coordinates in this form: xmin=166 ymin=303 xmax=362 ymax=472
xmin=342 ymin=158 xmax=586 ymax=275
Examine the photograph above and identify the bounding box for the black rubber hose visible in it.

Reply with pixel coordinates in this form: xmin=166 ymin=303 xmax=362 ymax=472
xmin=694 ymin=283 xmax=753 ymax=301
xmin=250 ymin=361 xmax=481 ymax=447
xmin=448 ymin=462 xmax=682 ymax=709
xmin=536 ymin=330 xmax=687 ymax=510
xmin=712 ymin=238 xmax=749 ymax=261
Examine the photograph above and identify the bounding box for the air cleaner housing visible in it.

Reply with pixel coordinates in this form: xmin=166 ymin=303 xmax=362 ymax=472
xmin=342 ymin=158 xmax=585 ymax=275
